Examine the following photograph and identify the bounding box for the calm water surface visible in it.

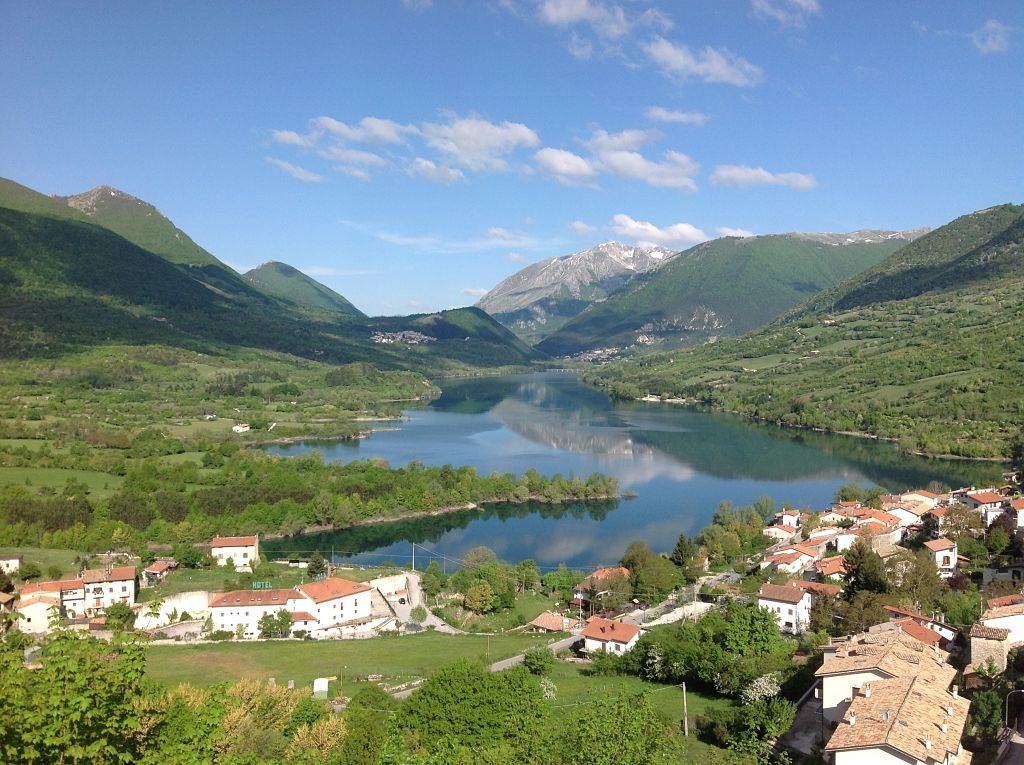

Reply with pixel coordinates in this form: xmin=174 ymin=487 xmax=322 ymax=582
xmin=263 ymin=372 xmax=1001 ymax=569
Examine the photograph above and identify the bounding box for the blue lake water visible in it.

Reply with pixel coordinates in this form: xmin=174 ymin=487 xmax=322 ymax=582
xmin=262 ymin=372 xmax=1001 ymax=569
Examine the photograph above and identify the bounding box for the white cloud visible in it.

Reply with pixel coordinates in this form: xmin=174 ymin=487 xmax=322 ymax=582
xmin=567 ymin=31 xmax=594 ymax=59
xmin=645 ymin=106 xmax=710 ymax=125
xmin=537 ymin=0 xmax=631 ymax=39
xmin=568 ymin=220 xmax=596 ymax=233
xmin=751 ymin=0 xmax=821 ymax=29
xmin=265 ymin=157 xmax=323 ymax=183
xmin=611 ymin=213 xmax=708 ymax=247
xmin=334 ymin=166 xmax=372 ymax=181
xmin=643 ymin=36 xmax=763 ymax=87
xmin=597 ymin=148 xmax=699 ymax=190
xmin=318 ymin=146 xmax=388 ymax=166
xmin=402 ymin=0 xmax=433 ymax=9
xmin=584 ymin=128 xmax=656 ymax=153
xmin=271 ymin=129 xmax=316 ymax=148
xmin=505 ymin=252 xmax=528 ymax=263
xmin=408 ymin=157 xmax=465 ymax=184
xmin=312 ymin=115 xmax=417 ymax=144
xmin=716 ymin=227 xmax=756 ymax=238
xmin=971 ymin=19 xmax=1012 ymax=54
xmin=421 ymin=115 xmax=540 ymax=171
xmin=710 ymin=164 xmax=817 ymax=190
xmin=460 ymin=287 xmax=489 ymax=297
xmin=360 ymin=222 xmax=553 ymax=255
xmin=534 ymin=147 xmax=598 ymax=185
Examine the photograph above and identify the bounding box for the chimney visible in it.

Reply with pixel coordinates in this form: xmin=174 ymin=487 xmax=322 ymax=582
xmin=863 ymin=685 xmax=872 ymax=698
xmin=946 ymin=706 xmax=954 ymax=717
xmin=849 ymin=713 xmax=856 ymax=726
xmin=882 ymin=710 xmax=889 ymax=721
xmin=924 ymin=739 xmax=931 ymax=751
xmin=941 ymin=722 xmax=948 ymax=734
xmin=952 ymin=685 xmax=959 ymax=698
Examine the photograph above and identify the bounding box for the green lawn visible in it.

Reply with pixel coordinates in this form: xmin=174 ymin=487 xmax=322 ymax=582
xmin=0 ymin=546 xmax=82 ymax=578
xmin=545 ymin=662 xmax=736 ymax=760
xmin=145 ymin=631 xmax=553 ymax=693
xmin=0 ymin=466 xmax=122 ymax=498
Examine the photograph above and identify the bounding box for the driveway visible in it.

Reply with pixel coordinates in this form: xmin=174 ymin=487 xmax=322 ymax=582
xmin=405 ymin=571 xmax=463 ymax=634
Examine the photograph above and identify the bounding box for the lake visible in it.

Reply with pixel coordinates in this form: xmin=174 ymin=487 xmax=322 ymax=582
xmin=262 ymin=372 xmax=1002 ymax=570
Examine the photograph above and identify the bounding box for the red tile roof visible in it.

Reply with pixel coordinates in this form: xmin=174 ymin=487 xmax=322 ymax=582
xmin=890 ymin=617 xmax=942 ymax=646
xmin=211 ymin=535 xmax=258 ymax=548
xmin=581 ymin=617 xmax=640 ymax=644
xmin=799 ymin=580 xmax=842 ymax=598
xmin=288 ymin=611 xmax=316 ymax=623
xmin=21 ymin=578 xmax=83 ymax=596
xmin=144 ymin=561 xmax=172 ymax=574
xmin=816 ymin=556 xmax=846 ymax=577
xmin=924 ymin=538 xmax=956 ymax=552
xmin=1011 ymin=499 xmax=1024 ymax=511
xmin=578 ymin=566 xmax=630 ymax=591
xmin=297 ymin=577 xmax=371 ymax=603
xmin=758 ymin=582 xmax=807 ymax=604
xmin=968 ymin=491 xmax=1006 ymax=504
xmin=82 ymin=566 xmax=136 ymax=584
xmin=529 ymin=610 xmax=573 ymax=632
xmin=209 ymin=589 xmax=295 ymax=608
xmin=986 ymin=594 xmax=1024 ymax=609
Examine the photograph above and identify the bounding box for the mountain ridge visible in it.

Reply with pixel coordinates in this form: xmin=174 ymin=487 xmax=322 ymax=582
xmin=243 ymin=260 xmax=366 ymax=317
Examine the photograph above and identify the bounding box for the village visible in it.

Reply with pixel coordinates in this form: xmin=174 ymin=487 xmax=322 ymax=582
xmin=4 ymin=477 xmax=1024 ymax=764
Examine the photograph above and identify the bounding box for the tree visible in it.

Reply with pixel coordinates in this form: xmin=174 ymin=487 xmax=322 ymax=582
xmin=420 ymin=560 xmax=446 ymax=599
xmin=0 ymin=568 xmax=13 ymax=594
xmin=174 ymin=544 xmax=204 ymax=569
xmin=622 ymin=540 xmax=677 ymax=603
xmin=542 ymin=564 xmax=583 ymax=602
xmin=942 ymin=504 xmax=984 ymax=539
xmin=339 ymin=685 xmax=393 ymax=765
xmin=839 ymin=591 xmax=889 ymax=633
xmin=988 ymin=526 xmax=1011 ymax=556
xmin=895 ymin=551 xmax=946 ymax=610
xmin=970 ymin=688 xmax=1003 ymax=738
xmin=514 ymin=559 xmax=541 ymax=593
xmin=809 ymin=594 xmax=836 ymax=634
xmin=17 ymin=561 xmax=41 ymax=581
xmin=552 ymin=691 xmax=668 ymax=765
xmin=145 ymin=598 xmax=165 ymax=623
xmin=522 ymin=646 xmax=555 ymax=676
xmin=843 ymin=539 xmax=888 ymax=596
xmin=307 ymin=553 xmax=327 ymax=579
xmin=104 ymin=602 xmax=136 ymax=632
xmin=464 ymin=580 xmax=495 ymax=614
xmin=258 ymin=609 xmax=293 ymax=638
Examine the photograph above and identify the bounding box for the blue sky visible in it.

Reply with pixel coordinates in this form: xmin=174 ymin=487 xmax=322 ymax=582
xmin=2 ymin=1 xmax=1021 ymax=315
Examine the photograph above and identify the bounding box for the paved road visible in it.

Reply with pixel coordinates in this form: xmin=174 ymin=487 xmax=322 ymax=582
xmin=489 ymin=635 xmax=579 ymax=672
xmin=405 ymin=571 xmax=463 ymax=634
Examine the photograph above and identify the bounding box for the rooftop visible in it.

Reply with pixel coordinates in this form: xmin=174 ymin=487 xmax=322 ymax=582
xmin=82 ymin=565 xmax=136 ymax=584
xmin=581 ymin=617 xmax=640 ymax=644
xmin=816 ymin=630 xmax=953 ymax=684
xmin=209 ymin=589 xmax=295 ymax=608
xmin=297 ymin=577 xmax=371 ymax=603
xmin=923 ymin=538 xmax=956 ymax=552
xmin=211 ymin=535 xmax=259 ymax=548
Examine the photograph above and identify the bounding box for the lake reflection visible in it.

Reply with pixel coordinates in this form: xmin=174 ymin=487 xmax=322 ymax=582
xmin=263 ymin=372 xmax=1001 ymax=568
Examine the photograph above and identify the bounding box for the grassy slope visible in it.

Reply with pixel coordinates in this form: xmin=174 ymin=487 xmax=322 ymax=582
xmin=244 ymin=261 xmax=365 ymax=317
xmin=585 ymin=204 xmax=1024 ymax=458
xmin=0 ymin=205 xmax=537 ymax=370
xmin=539 ymin=236 xmax=901 ymax=356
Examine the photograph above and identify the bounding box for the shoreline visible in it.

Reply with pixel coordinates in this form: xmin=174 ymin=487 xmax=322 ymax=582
xmin=260 ymin=493 xmax=620 ymax=542
xmin=636 ymin=395 xmax=1009 ymax=463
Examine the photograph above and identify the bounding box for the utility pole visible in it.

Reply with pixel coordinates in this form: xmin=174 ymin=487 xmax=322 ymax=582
xmin=682 ymin=682 xmax=689 ymax=737
xmin=411 ymin=542 xmax=415 ymax=572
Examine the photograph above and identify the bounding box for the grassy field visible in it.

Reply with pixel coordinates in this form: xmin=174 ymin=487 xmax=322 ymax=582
xmin=0 ymin=546 xmax=81 ymax=577
xmin=0 ymin=466 xmax=123 ymax=498
xmin=145 ymin=631 xmax=554 ymax=693
xmin=545 ymin=662 xmax=737 ymax=760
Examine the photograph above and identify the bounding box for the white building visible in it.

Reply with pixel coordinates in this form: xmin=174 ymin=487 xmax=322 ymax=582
xmin=210 ymin=535 xmax=260 ymax=572
xmin=980 ymin=601 xmax=1024 ymax=645
xmin=81 ymin=566 xmax=137 ymax=616
xmin=0 ymin=556 xmax=21 ymax=575
xmin=209 ymin=576 xmax=378 ymax=639
xmin=581 ymin=616 xmax=641 ymax=654
xmin=762 ymin=524 xmax=800 ymax=543
xmin=923 ymin=538 xmax=957 ymax=578
xmin=965 ymin=490 xmax=1008 ymax=526
xmin=17 ymin=595 xmax=60 ymax=635
xmin=20 ymin=577 xmax=86 ymax=620
xmin=816 ymin=630 xmax=953 ymax=725
xmin=757 ymin=580 xmax=841 ymax=634
xmin=231 ymin=423 xmax=250 ymax=433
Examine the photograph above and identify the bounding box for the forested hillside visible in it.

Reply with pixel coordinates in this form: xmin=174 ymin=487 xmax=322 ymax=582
xmin=538 ymin=233 xmax=913 ymax=356
xmin=585 ymin=204 xmax=1024 ymax=458
xmin=244 ymin=260 xmax=366 ymax=317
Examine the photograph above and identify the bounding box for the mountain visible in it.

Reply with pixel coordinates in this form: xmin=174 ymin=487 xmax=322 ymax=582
xmin=476 ymin=242 xmax=676 ymax=343
xmin=584 ymin=204 xmax=1024 ymax=458
xmin=244 ymin=261 xmax=365 ymax=317
xmin=0 ymin=179 xmax=540 ymax=371
xmin=537 ymin=231 xmax=922 ymax=357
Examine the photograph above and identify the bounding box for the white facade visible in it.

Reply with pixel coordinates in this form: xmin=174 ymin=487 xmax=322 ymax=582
xmin=981 ymin=610 xmax=1024 ymax=645
xmin=758 ymin=592 xmax=811 ymax=634
xmin=210 ymin=589 xmax=301 ymax=638
xmin=210 ymin=536 xmax=260 ymax=572
xmin=17 ymin=597 xmax=60 ymax=635
xmin=82 ymin=566 xmax=137 ymax=616
xmin=0 ymin=557 xmax=20 ymax=574
xmin=820 ymin=669 xmax=888 ymax=725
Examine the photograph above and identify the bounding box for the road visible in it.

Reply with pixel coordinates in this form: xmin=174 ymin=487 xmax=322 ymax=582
xmin=404 ymin=571 xmax=463 ymax=634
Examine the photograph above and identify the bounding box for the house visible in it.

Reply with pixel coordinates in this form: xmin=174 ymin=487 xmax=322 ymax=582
xmin=21 ymin=577 xmax=86 ymax=619
xmin=823 ymin=674 xmax=970 ymax=765
xmin=1012 ymin=499 xmax=1024 ymax=528
xmin=762 ymin=524 xmax=799 ymax=543
xmin=209 ymin=588 xmax=300 ymax=638
xmin=17 ymin=595 xmax=61 ymax=635
xmin=81 ymin=566 xmax=137 ymax=616
xmin=0 ymin=556 xmax=21 ymax=575
xmin=979 ymin=601 xmax=1024 ymax=644
xmin=231 ymin=423 xmax=251 ymax=434
xmin=882 ymin=605 xmax=957 ymax=643
xmin=986 ymin=593 xmax=1023 ymax=609
xmin=528 ymin=610 xmax=581 ymax=633
xmin=969 ymin=623 xmax=1011 ymax=674
xmin=886 ymin=501 xmax=930 ymax=529
xmin=923 ymin=506 xmax=950 ymax=536
xmin=571 ymin=566 xmax=630 ymax=611
xmin=816 ymin=629 xmax=953 ymax=725
xmin=757 ymin=580 xmax=841 ymax=634
xmin=142 ymin=559 xmax=177 ymax=586
xmin=293 ymin=577 xmax=374 ymax=637
xmin=815 ymin=556 xmax=847 ymax=582
xmin=209 ymin=576 xmax=380 ymax=639
xmin=965 ymin=490 xmax=1008 ymax=526
xmin=761 ymin=543 xmax=820 ymax=574
xmin=923 ymin=538 xmax=957 ymax=578
xmin=0 ymin=591 xmax=16 ymax=617
xmin=210 ymin=535 xmax=260 ymax=572
xmin=581 ymin=616 xmax=642 ymax=654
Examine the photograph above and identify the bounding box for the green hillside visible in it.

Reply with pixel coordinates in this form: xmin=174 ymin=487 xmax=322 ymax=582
xmin=584 ymin=204 xmax=1024 ymax=458
xmin=537 ymin=234 xmax=904 ymax=356
xmin=0 ymin=177 xmax=92 ymax=222
xmin=244 ymin=260 xmax=365 ymax=317
xmin=0 ymin=204 xmax=537 ymax=370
